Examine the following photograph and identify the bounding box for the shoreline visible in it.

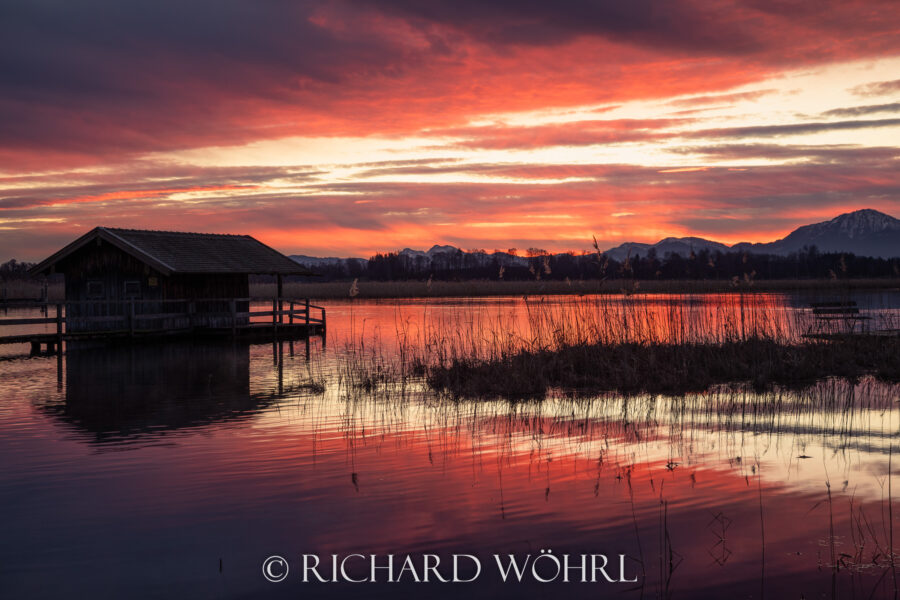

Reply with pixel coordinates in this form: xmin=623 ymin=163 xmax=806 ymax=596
xmin=2 ymin=277 xmax=898 ymax=304
xmin=256 ymin=278 xmax=900 ymax=300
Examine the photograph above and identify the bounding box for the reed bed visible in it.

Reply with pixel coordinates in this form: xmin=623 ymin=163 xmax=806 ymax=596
xmin=426 ymin=336 xmax=900 ymax=397
xmin=335 ymin=292 xmax=900 ymax=398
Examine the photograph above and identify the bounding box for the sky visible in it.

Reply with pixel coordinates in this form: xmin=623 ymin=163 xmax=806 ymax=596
xmin=2 ymin=0 xmax=900 ymax=261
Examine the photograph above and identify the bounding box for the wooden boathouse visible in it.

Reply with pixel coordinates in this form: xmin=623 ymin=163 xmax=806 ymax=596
xmin=0 ymin=227 xmax=325 ymax=354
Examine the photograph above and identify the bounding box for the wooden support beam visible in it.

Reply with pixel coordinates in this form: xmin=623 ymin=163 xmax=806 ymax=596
xmin=272 ymin=298 xmax=278 ymax=336
xmin=229 ymin=299 xmax=237 ymax=337
xmin=277 ymin=274 xmax=284 ymax=325
xmin=56 ymin=303 xmax=63 ymax=352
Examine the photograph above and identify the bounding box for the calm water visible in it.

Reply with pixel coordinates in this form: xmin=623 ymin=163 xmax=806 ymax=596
xmin=2 ymin=293 xmax=900 ymax=599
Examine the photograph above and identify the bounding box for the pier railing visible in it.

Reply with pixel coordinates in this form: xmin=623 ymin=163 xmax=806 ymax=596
xmin=0 ymin=298 xmax=325 ymax=352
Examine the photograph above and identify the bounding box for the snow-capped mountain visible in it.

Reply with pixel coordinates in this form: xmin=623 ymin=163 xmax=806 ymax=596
xmin=731 ymin=209 xmax=900 ymax=257
xmin=424 ymin=245 xmax=459 ymax=255
xmin=605 ymin=237 xmax=731 ymax=261
xmin=397 ymin=245 xmax=530 ymax=269
xmin=606 ymin=209 xmax=899 ymax=259
xmin=289 ymin=209 xmax=899 ymax=275
xmin=290 ymin=255 xmax=367 ymax=272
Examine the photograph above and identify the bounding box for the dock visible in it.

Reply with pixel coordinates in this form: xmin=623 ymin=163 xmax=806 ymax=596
xmin=0 ymin=298 xmax=325 ymax=355
xmin=801 ymin=300 xmax=897 ymax=341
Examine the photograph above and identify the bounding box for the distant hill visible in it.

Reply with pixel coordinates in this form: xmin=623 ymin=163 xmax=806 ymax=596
xmin=605 ymin=209 xmax=900 ymax=260
xmin=290 ymin=255 xmax=367 ymax=269
xmin=291 ymin=244 xmax=530 ymax=273
xmin=289 ymin=209 xmax=900 ymax=275
xmin=604 ymin=237 xmax=731 ymax=262
xmin=731 ymin=209 xmax=900 ymax=258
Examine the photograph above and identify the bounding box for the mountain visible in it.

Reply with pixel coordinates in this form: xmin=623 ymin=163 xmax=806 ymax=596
xmin=605 ymin=237 xmax=731 ymax=261
xmin=291 ymin=245 xmax=533 ymax=275
xmin=605 ymin=209 xmax=900 ymax=259
xmin=397 ymin=246 xmax=530 ymax=269
xmin=288 ymin=209 xmax=899 ymax=275
xmin=731 ymin=209 xmax=900 ymax=257
xmin=290 ymin=255 xmax=367 ymax=274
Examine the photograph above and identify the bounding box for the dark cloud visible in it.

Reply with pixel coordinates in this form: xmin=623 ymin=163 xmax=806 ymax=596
xmin=1 ymin=0 xmax=899 ymax=164
xmin=688 ymin=118 xmax=900 ymax=139
xmin=417 ymin=116 xmax=900 ymax=151
xmin=345 ymin=157 xmax=463 ymax=169
xmin=671 ymin=144 xmax=900 ymax=164
xmin=0 ymin=0 xmax=420 ymax=159
xmin=351 ymin=0 xmax=765 ymax=53
xmin=850 ymin=79 xmax=900 ymax=97
xmin=820 ymin=103 xmax=900 ymax=118
xmin=668 ymin=88 xmax=778 ymax=107
xmin=431 ymin=118 xmax=687 ymax=150
xmin=0 ymin=164 xmax=324 ymax=210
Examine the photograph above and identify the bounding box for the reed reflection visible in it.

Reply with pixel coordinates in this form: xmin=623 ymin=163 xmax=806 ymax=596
xmin=298 ymin=377 xmax=900 ymax=598
xmin=3 ymin=293 xmax=899 ymax=599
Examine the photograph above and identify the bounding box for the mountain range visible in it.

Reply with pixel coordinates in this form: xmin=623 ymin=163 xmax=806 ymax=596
xmin=604 ymin=209 xmax=899 ymax=260
xmin=290 ymin=209 xmax=900 ymax=271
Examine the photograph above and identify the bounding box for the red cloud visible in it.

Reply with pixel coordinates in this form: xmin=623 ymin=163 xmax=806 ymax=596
xmin=1 ymin=0 xmax=899 ymax=167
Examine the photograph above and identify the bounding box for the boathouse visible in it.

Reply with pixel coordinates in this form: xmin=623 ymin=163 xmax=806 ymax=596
xmin=26 ymin=227 xmax=322 ymax=339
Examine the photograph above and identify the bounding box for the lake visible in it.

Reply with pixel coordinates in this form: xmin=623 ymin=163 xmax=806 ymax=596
xmin=1 ymin=292 xmax=900 ymax=598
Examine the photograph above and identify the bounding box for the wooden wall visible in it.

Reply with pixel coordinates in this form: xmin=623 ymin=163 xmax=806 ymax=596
xmin=56 ymin=239 xmax=250 ymax=332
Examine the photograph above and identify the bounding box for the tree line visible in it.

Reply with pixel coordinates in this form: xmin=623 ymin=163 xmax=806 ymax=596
xmin=298 ymin=247 xmax=900 ymax=282
xmin=6 ymin=249 xmax=900 ymax=284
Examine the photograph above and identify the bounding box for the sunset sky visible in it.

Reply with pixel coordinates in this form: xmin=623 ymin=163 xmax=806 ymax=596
xmin=2 ymin=0 xmax=900 ymax=261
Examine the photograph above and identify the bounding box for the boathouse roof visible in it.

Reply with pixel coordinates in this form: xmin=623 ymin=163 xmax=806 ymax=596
xmin=29 ymin=227 xmax=315 ymax=276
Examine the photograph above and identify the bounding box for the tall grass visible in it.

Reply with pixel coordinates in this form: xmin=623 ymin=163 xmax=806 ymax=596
xmin=333 ymin=291 xmax=899 ymax=398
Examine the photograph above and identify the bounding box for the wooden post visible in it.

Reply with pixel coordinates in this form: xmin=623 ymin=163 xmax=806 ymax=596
xmin=129 ymin=300 xmax=135 ymax=337
xmin=305 ymin=298 xmax=310 ymax=326
xmin=55 ymin=303 xmax=63 ymax=351
xmin=277 ymin=274 xmax=284 ymax=325
xmin=289 ymin=301 xmax=294 ymax=325
xmin=230 ymin=299 xmax=237 ymax=337
xmin=277 ymin=341 xmax=284 ymax=395
xmin=272 ymin=298 xmax=278 ymax=336
xmin=56 ymin=339 xmax=63 ymax=384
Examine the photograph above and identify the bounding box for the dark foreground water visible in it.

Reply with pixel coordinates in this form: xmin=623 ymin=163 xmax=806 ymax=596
xmin=1 ymin=294 xmax=900 ymax=599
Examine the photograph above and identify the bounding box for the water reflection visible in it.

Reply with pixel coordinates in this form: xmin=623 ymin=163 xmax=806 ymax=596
xmin=40 ymin=342 xmax=262 ymax=445
xmin=1 ymin=296 xmax=899 ymax=599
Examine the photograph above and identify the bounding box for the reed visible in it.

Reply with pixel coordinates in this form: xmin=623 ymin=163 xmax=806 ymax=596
xmin=425 ymin=336 xmax=900 ymax=398
xmin=334 ymin=290 xmax=900 ymax=398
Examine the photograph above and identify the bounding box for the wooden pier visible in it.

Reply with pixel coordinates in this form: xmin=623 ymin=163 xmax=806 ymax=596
xmin=801 ymin=300 xmax=898 ymax=340
xmin=0 ymin=298 xmax=325 ymax=355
